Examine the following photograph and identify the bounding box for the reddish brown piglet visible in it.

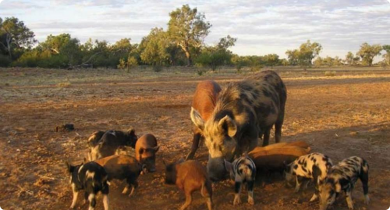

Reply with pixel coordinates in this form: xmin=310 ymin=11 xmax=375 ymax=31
xmin=165 ymin=160 xmax=213 ymax=210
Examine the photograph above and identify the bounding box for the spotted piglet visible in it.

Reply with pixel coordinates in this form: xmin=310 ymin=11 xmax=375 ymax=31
xmin=225 ymin=156 xmax=257 ymax=205
xmin=319 ymin=156 xmax=369 ymax=210
xmin=284 ymin=152 xmax=333 ymax=202
xmin=66 ymin=161 xmax=110 ymax=210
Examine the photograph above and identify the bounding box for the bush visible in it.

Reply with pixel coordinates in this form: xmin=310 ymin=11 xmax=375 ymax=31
xmin=0 ymin=54 xmax=12 ymax=67
xmin=324 ymin=71 xmax=336 ymax=76
xmin=152 ymin=65 xmax=163 ymax=72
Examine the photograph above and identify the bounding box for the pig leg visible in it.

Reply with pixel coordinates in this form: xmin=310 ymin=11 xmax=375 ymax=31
xmin=360 ymin=169 xmax=370 ymax=204
xmin=129 ymin=180 xmax=138 ymax=197
xmin=102 ymin=194 xmax=109 ymax=210
xmin=275 ymin=110 xmax=284 ymax=143
xmin=180 ymin=191 xmax=192 ymax=210
xmin=201 ymin=181 xmax=213 ymax=210
xmin=345 ymin=190 xmax=354 ymax=210
xmin=186 ymin=133 xmax=201 ymax=160
xmin=88 ymin=193 xmax=96 ymax=210
xmin=70 ymin=188 xmax=78 ymax=209
xmin=295 ymin=176 xmax=303 ymax=192
xmin=310 ymin=184 xmax=319 ymax=202
xmin=262 ymin=126 xmax=272 ymax=146
xmin=247 ymin=181 xmax=255 ymax=205
xmin=233 ymin=181 xmax=242 ymax=205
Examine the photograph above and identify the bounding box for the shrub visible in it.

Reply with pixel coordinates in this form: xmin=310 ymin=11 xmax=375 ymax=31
xmin=0 ymin=55 xmax=12 ymax=67
xmin=152 ymin=65 xmax=163 ymax=72
xmin=324 ymin=71 xmax=336 ymax=76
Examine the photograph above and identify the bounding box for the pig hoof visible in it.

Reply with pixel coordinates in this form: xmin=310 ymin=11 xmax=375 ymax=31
xmin=309 ymin=194 xmax=318 ymax=202
xmin=233 ymin=197 xmax=241 ymax=205
xmin=248 ymin=197 xmax=254 ymax=205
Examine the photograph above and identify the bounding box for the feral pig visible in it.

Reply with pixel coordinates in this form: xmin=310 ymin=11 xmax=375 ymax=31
xmin=285 ymin=152 xmax=333 ymax=202
xmin=89 ymin=129 xmax=138 ymax=161
xmin=87 ymin=131 xmax=106 ymax=147
xmin=190 ymin=70 xmax=287 ymax=181
xmin=186 ymin=80 xmax=221 ymax=160
xmin=165 ymin=160 xmax=213 ymax=210
xmin=319 ymin=156 xmax=369 ymax=210
xmin=56 ymin=123 xmax=74 ymax=132
xmin=135 ymin=134 xmax=159 ymax=172
xmin=225 ymin=156 xmax=257 ymax=205
xmin=94 ymin=155 xmax=142 ymax=197
xmin=249 ymin=144 xmax=311 ymax=175
xmin=115 ymin=145 xmax=136 ymax=157
xmin=66 ymin=161 xmax=109 ymax=210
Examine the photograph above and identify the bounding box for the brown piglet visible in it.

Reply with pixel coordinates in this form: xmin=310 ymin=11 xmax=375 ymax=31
xmin=165 ymin=160 xmax=213 ymax=210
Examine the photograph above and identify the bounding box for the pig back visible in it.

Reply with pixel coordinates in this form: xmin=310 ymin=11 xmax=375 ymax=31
xmin=249 ymin=146 xmax=311 ymax=172
xmin=176 ymin=160 xmax=208 ymax=186
xmin=191 ymin=80 xmax=221 ymax=121
xmin=94 ymin=155 xmax=141 ymax=180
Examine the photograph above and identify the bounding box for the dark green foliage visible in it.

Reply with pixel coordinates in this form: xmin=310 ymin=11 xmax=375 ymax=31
xmin=0 ymin=54 xmax=12 ymax=67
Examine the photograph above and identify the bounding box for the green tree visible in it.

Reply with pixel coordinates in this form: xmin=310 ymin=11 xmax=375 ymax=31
xmin=313 ymin=56 xmax=323 ymax=67
xmin=195 ymin=35 xmax=236 ymax=71
xmin=231 ymin=54 xmax=249 ymax=72
xmin=263 ymin=54 xmax=280 ymax=67
xmin=345 ymin=51 xmax=355 ymax=66
xmin=0 ymin=17 xmax=36 ymax=60
xmin=382 ymin=45 xmax=390 ymax=66
xmin=140 ymin=28 xmax=171 ymax=66
xmin=356 ymin=43 xmax=382 ymax=66
xmin=38 ymin=34 xmax=82 ymax=67
xmin=285 ymin=49 xmax=299 ymax=66
xmin=286 ymin=40 xmax=322 ymax=69
xmin=168 ymin=4 xmax=211 ymax=66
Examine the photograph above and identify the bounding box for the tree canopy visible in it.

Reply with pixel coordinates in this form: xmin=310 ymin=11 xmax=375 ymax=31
xmin=0 ymin=17 xmax=36 ymax=59
xmin=168 ymin=4 xmax=211 ymax=66
xmin=357 ymin=43 xmax=382 ymax=66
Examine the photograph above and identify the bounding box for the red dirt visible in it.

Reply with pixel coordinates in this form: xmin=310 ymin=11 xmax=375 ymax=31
xmin=0 ymin=68 xmax=389 ymax=210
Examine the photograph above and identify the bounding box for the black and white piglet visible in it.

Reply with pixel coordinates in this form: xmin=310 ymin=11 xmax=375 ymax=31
xmin=284 ymin=152 xmax=333 ymax=201
xmin=319 ymin=156 xmax=369 ymax=210
xmin=225 ymin=156 xmax=257 ymax=205
xmin=66 ymin=161 xmax=110 ymax=210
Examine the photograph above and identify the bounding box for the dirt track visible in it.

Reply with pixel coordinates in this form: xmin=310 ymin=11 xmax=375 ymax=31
xmin=0 ymin=68 xmax=389 ymax=210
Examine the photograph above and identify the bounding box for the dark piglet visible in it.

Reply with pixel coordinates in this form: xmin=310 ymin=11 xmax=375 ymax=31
xmin=89 ymin=129 xmax=138 ymax=161
xmin=66 ymin=161 xmax=109 ymax=210
xmin=165 ymin=160 xmax=213 ymax=210
xmin=94 ymin=155 xmax=142 ymax=197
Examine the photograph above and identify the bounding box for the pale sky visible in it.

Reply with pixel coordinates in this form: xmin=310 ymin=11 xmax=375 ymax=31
xmin=1 ymin=0 xmax=389 ymax=59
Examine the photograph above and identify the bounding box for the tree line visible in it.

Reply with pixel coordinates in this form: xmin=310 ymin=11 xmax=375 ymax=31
xmin=1 ymin=5 xmax=389 ymax=70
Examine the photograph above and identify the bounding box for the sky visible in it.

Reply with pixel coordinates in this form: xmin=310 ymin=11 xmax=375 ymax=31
xmin=1 ymin=0 xmax=390 ymax=59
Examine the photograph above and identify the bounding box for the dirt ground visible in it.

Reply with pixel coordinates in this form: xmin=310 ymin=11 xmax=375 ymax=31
xmin=0 ymin=67 xmax=390 ymax=210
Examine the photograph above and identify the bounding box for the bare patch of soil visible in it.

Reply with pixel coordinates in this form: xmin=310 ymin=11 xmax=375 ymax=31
xmin=0 ymin=67 xmax=389 ymax=210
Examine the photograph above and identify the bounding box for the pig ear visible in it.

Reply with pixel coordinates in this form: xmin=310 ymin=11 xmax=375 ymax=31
xmin=152 ymin=146 xmax=160 ymax=152
xmin=190 ymin=107 xmax=205 ymax=131
xmin=218 ymin=115 xmax=237 ymax=137
xmin=128 ymin=128 xmax=136 ymax=136
xmin=224 ymin=159 xmax=233 ymax=172
xmin=177 ymin=158 xmax=185 ymax=164
xmin=65 ymin=161 xmax=74 ymax=173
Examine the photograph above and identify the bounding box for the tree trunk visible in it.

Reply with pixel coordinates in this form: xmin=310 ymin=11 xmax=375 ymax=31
xmin=185 ymin=50 xmax=192 ymax=66
xmin=6 ymin=33 xmax=12 ymax=59
xmin=179 ymin=42 xmax=192 ymax=66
